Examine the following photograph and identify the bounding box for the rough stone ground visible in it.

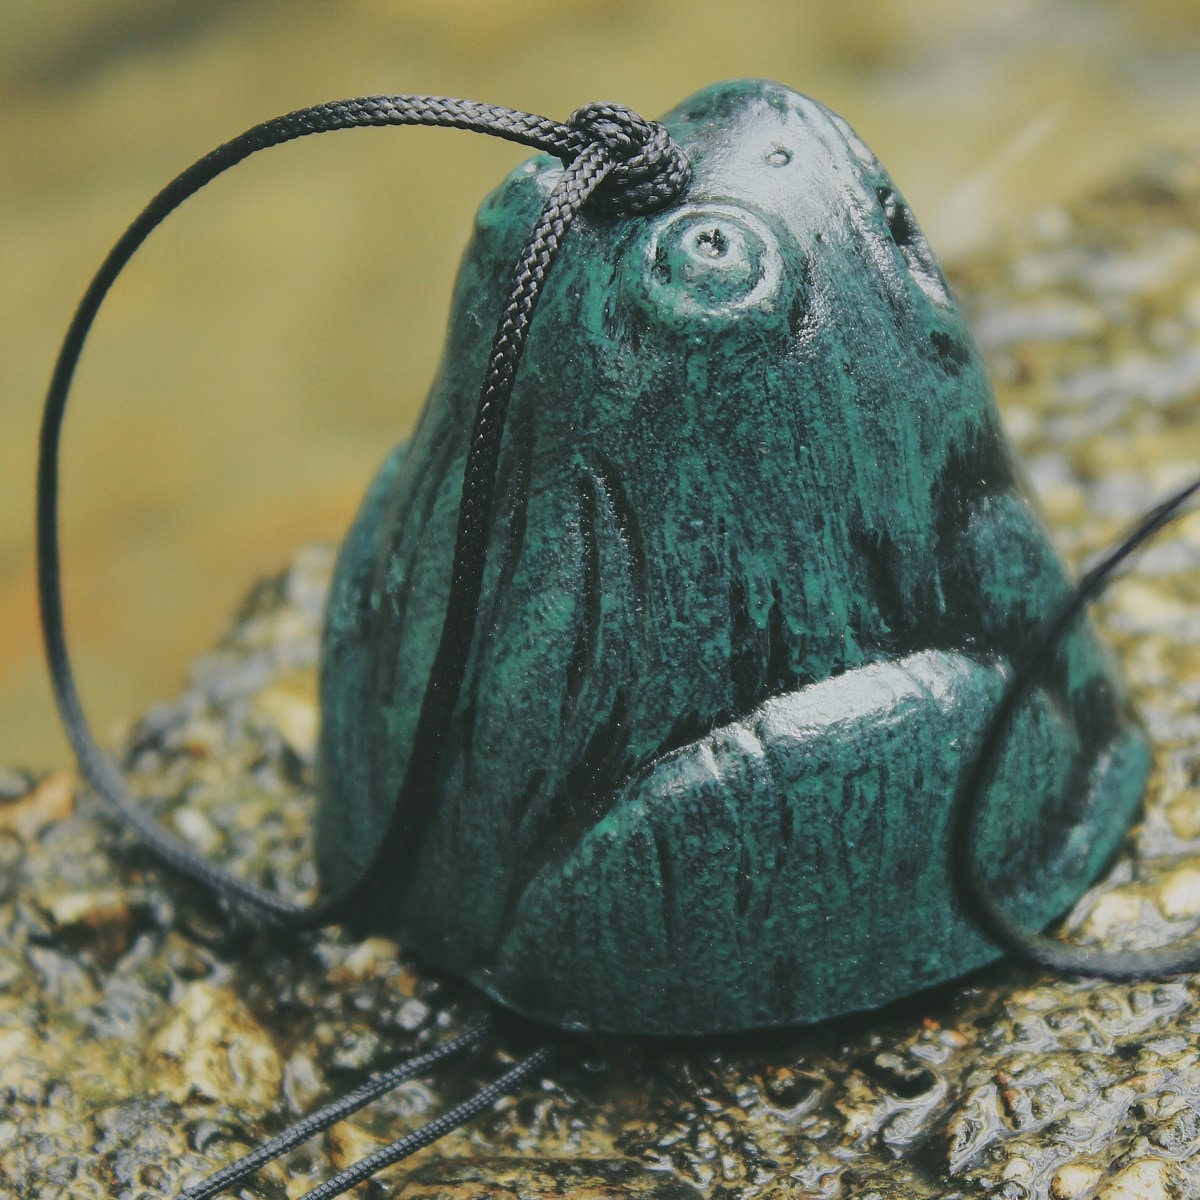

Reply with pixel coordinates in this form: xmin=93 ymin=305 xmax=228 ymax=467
xmin=2 ymin=151 xmax=1199 ymax=1200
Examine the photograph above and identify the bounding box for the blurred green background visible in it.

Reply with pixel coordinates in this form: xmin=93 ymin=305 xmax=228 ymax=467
xmin=3 ymin=0 xmax=1200 ymax=768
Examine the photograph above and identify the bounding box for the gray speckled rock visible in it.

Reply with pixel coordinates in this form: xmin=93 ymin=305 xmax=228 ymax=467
xmin=4 ymin=152 xmax=1200 ymax=1200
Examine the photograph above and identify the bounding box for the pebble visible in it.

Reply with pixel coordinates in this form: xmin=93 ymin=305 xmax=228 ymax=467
xmin=1155 ymin=866 xmax=1200 ymax=921
xmin=0 ymin=771 xmax=74 ymax=840
xmin=1050 ymin=1162 xmax=1103 ymax=1199
xmin=145 ymin=981 xmax=283 ymax=1110
xmin=1096 ymin=1158 xmax=1179 ymax=1200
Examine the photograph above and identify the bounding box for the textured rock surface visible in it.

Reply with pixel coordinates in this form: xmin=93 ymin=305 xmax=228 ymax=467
xmin=3 ymin=152 xmax=1199 ymax=1198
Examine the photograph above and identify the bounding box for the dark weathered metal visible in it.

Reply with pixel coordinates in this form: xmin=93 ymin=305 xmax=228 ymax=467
xmin=318 ymin=79 xmax=1149 ymax=1034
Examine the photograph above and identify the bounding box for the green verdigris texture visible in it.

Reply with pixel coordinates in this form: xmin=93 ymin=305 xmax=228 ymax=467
xmin=317 ymin=79 xmax=1149 ymax=1035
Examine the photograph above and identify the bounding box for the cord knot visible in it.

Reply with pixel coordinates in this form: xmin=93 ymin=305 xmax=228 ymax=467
xmin=566 ymin=101 xmax=690 ymax=215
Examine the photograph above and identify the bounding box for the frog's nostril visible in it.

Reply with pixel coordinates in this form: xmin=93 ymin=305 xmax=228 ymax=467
xmin=693 ymin=227 xmax=728 ymax=257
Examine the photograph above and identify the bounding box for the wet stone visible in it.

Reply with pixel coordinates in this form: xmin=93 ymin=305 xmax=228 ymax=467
xmin=400 ymin=1157 xmax=708 ymax=1199
xmin=5 ymin=151 xmax=1200 ymax=1198
xmin=0 ymin=770 xmax=74 ymax=840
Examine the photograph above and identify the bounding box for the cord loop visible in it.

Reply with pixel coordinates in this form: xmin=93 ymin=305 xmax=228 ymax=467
xmin=37 ymin=93 xmax=692 ymax=928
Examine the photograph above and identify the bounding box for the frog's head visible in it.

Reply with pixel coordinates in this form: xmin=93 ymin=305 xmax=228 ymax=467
xmin=629 ymin=78 xmax=965 ymax=353
xmin=434 ymin=78 xmax=1003 ymax=608
xmin=440 ymin=79 xmax=994 ymax=496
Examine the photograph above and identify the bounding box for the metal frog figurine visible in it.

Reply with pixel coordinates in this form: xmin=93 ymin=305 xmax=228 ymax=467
xmin=316 ymin=78 xmax=1150 ymax=1035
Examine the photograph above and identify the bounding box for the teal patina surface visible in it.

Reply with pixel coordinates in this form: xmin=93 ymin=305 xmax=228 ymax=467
xmin=317 ymin=79 xmax=1149 ymax=1035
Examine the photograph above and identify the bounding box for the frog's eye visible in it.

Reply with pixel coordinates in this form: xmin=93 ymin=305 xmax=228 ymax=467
xmin=621 ymin=205 xmax=786 ymax=323
xmin=875 ymin=185 xmax=951 ymax=307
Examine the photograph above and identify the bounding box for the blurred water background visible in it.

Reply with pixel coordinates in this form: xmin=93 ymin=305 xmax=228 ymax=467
xmin=3 ymin=0 xmax=1200 ymax=767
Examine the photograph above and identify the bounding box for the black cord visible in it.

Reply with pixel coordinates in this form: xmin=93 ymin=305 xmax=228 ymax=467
xmin=37 ymin=95 xmax=690 ymax=927
xmin=298 ymin=1044 xmax=554 ymax=1200
xmin=179 ymin=1016 xmax=492 ymax=1200
xmin=953 ymin=472 xmax=1200 ymax=977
